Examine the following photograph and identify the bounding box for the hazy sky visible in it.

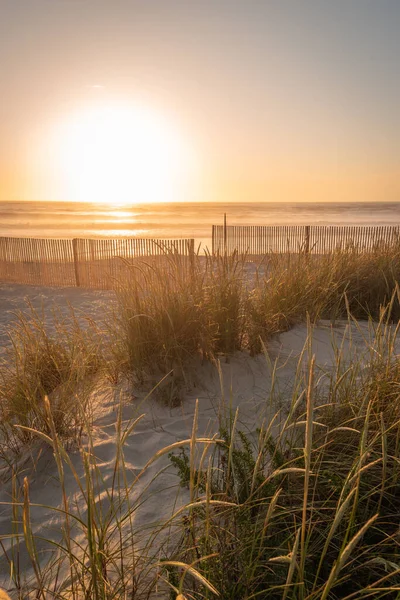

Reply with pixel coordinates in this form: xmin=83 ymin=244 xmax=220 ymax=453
xmin=1 ymin=0 xmax=399 ymax=203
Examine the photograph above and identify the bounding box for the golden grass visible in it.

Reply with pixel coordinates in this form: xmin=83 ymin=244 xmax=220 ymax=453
xmin=0 ymin=303 xmax=104 ymax=459
xmin=1 ymin=246 xmax=400 ymax=597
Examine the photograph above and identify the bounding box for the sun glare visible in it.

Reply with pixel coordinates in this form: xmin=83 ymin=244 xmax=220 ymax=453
xmin=52 ymin=103 xmax=195 ymax=205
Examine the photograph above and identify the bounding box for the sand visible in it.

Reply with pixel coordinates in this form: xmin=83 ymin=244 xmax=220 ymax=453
xmin=0 ymin=283 xmax=396 ymax=596
xmin=0 ymin=283 xmax=116 ymax=355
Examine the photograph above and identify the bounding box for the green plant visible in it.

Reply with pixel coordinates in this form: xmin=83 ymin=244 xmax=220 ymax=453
xmin=165 ymin=309 xmax=400 ymax=599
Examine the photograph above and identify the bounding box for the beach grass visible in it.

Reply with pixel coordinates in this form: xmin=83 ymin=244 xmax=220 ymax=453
xmin=2 ymin=308 xmax=400 ymax=598
xmin=248 ymin=247 xmax=400 ymax=352
xmin=0 ymin=303 xmax=104 ymax=460
xmin=2 ymin=244 xmax=400 ymax=446
xmin=116 ymin=245 xmax=400 ymax=369
xmin=1 ymin=246 xmax=400 ymax=597
xmin=165 ymin=309 xmax=400 ymax=599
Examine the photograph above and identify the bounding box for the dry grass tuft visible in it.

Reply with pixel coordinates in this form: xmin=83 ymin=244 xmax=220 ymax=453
xmin=0 ymin=303 xmax=104 ymax=458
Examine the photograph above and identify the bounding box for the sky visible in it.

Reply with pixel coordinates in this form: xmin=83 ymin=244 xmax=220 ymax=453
xmin=0 ymin=0 xmax=399 ymax=204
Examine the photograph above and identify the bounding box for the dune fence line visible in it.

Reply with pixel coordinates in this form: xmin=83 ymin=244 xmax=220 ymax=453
xmin=212 ymin=224 xmax=400 ymax=255
xmin=2 ymin=225 xmax=400 ymax=289
xmin=0 ymin=236 xmax=195 ymax=289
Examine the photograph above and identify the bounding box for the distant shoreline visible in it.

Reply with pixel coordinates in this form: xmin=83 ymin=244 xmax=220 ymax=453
xmin=1 ymin=200 xmax=400 ymax=242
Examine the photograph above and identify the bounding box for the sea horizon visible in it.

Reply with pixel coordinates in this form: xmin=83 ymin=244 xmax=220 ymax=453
xmin=1 ymin=200 xmax=400 ymax=249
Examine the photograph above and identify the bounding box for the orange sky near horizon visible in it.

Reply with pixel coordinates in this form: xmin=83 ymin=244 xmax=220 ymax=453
xmin=1 ymin=1 xmax=399 ymax=205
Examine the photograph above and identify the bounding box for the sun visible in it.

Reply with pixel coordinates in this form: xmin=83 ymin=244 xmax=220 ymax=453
xmin=53 ymin=103 xmax=195 ymax=205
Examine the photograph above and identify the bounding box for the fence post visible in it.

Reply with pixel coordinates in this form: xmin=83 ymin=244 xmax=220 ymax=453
xmin=72 ymin=238 xmax=80 ymax=287
xmin=223 ymin=213 xmax=227 ymax=255
xmin=212 ymin=225 xmax=215 ymax=256
xmin=304 ymin=226 xmax=310 ymax=254
xmin=189 ymin=238 xmax=195 ymax=281
xmin=0 ymin=237 xmax=6 ymax=281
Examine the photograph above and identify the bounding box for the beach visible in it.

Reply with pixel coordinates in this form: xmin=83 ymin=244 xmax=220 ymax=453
xmin=1 ymin=275 xmax=397 ymax=596
xmin=1 ymin=244 xmax=400 ymax=597
xmin=2 ymin=0 xmax=400 ymax=594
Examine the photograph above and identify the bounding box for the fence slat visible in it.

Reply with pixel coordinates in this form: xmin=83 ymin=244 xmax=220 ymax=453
xmin=0 ymin=236 xmax=194 ymax=289
xmin=211 ymin=225 xmax=400 ymax=257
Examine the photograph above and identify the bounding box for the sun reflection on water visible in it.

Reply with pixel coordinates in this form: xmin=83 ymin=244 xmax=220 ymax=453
xmin=106 ymin=210 xmax=135 ymax=219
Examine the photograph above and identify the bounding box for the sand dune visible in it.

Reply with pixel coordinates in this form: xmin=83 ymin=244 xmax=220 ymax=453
xmin=0 ymin=283 xmax=396 ymax=596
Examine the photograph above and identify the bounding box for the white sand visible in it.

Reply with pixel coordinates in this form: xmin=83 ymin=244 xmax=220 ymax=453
xmin=0 ymin=283 xmax=396 ymax=596
xmin=0 ymin=283 xmax=116 ymax=355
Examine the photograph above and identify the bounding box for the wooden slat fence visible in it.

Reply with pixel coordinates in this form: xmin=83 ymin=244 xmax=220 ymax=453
xmin=0 ymin=237 xmax=76 ymax=287
xmin=73 ymin=238 xmax=195 ymax=289
xmin=212 ymin=225 xmax=400 ymax=255
xmin=0 ymin=237 xmax=195 ymax=290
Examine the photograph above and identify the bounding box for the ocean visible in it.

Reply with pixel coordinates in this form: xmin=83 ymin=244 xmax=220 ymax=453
xmin=1 ymin=201 xmax=400 ymax=250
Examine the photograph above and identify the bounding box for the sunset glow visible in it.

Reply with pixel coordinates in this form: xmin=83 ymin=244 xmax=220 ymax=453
xmin=0 ymin=1 xmax=399 ymax=205
xmin=51 ymin=104 xmax=195 ymax=205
